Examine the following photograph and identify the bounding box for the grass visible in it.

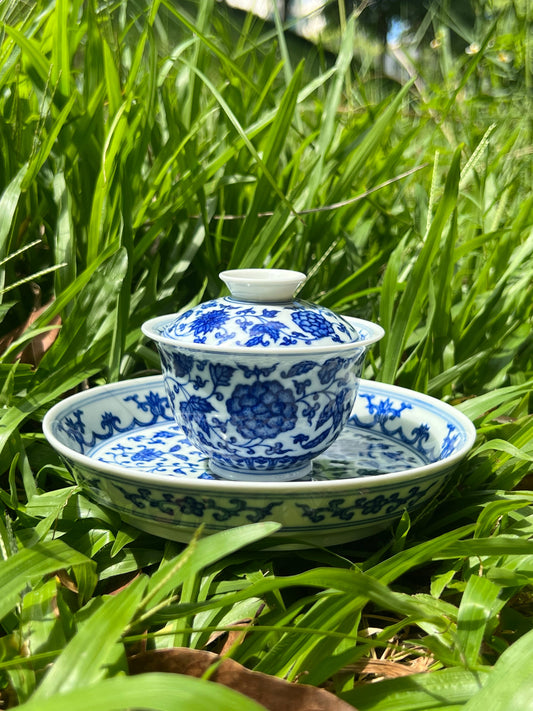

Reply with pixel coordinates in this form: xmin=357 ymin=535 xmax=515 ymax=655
xmin=0 ymin=0 xmax=532 ymax=708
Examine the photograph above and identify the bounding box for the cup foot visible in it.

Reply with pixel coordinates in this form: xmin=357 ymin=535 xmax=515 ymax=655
xmin=209 ymin=459 xmax=312 ymax=482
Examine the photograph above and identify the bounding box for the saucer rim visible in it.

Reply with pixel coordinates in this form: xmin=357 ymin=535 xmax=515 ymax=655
xmin=42 ymin=376 xmax=476 ymax=493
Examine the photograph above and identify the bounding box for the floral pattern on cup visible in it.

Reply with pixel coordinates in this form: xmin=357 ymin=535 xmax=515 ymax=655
xmin=227 ymin=380 xmax=298 ymax=439
xmin=157 ymin=344 xmax=365 ymax=478
xmin=162 ymin=298 xmax=358 ymax=348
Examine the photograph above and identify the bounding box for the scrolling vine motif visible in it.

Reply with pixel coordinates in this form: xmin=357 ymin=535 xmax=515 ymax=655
xmin=111 ymin=483 xmax=282 ymax=523
xmin=58 ymin=391 xmax=173 ymax=454
xmin=295 ymin=482 xmax=439 ymax=524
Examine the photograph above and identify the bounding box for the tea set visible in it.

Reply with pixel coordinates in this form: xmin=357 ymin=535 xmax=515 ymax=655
xmin=43 ymin=269 xmax=476 ymax=548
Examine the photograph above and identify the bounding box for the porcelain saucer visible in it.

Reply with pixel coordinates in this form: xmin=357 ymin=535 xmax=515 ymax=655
xmin=43 ymin=376 xmax=476 ymax=548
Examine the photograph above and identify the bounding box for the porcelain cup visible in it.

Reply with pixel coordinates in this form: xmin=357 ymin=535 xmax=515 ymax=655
xmin=142 ymin=269 xmax=384 ymax=481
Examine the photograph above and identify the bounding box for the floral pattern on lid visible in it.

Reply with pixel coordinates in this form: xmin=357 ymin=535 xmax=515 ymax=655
xmin=162 ymin=269 xmax=361 ymax=348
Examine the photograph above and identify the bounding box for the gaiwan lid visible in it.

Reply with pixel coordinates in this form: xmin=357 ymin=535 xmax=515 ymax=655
xmin=160 ymin=269 xmax=361 ymax=349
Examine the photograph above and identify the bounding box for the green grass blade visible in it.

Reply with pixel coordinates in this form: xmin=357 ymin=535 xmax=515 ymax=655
xmin=441 ymin=537 xmax=533 ymax=558
xmin=0 ymin=164 xmax=27 ymax=268
xmin=457 ymin=380 xmax=533 ymax=421
xmin=341 ymin=667 xmax=489 ymax=710
xmin=0 ymin=360 xmax=100 ymax=458
xmin=143 ymin=522 xmax=280 ymax=614
xmin=52 ymin=169 xmax=76 ymax=299
xmin=17 ymin=673 xmax=267 ymax=711
xmin=180 ymin=60 xmax=299 ymax=221
xmin=32 ymin=575 xmax=148 ymax=700
xmin=22 ymin=93 xmax=77 ymax=189
xmin=160 ymin=0 xmax=256 ymax=92
xmin=380 ymin=146 xmax=462 ymax=383
xmin=51 ymin=0 xmax=70 ymax=97
xmin=86 ymin=102 xmax=130 ymax=265
xmin=326 ymin=78 xmax=416 ymax=205
xmin=0 ymin=540 xmax=94 ymax=623
xmin=463 ymin=628 xmax=533 ymax=711
xmin=2 ymin=25 xmax=50 ymax=86
xmin=454 ymin=574 xmax=502 ymax=667
xmin=230 ymin=62 xmax=304 ymax=266
xmin=102 ymin=35 xmax=122 ymax=119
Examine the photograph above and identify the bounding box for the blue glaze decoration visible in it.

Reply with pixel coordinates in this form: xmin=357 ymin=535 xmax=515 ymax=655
xmin=59 ymin=390 xmax=173 ymax=455
xmin=295 ymin=482 xmax=439 ymax=523
xmin=157 ymin=346 xmax=365 ymax=477
xmin=110 ymin=485 xmax=283 ymax=522
xmin=350 ymin=395 xmax=435 ymax=458
xmin=43 ymin=376 xmax=476 ymax=546
xmin=162 ymin=298 xmax=359 ymax=348
xmin=55 ymin=382 xmax=465 ymax=481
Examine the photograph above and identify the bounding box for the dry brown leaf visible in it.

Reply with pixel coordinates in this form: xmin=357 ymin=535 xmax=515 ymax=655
xmin=128 ymin=648 xmax=358 ymax=711
xmin=219 ymin=625 xmax=250 ymax=655
xmin=107 ymin=571 xmax=142 ymax=596
xmin=408 ymin=655 xmax=434 ymax=674
xmin=342 ymin=658 xmax=428 ymax=679
xmin=515 ymin=473 xmax=533 ymax=491
xmin=0 ymin=300 xmax=60 ymax=366
xmin=55 ymin=569 xmax=78 ymax=593
xmin=206 ymin=614 xmax=260 ymax=650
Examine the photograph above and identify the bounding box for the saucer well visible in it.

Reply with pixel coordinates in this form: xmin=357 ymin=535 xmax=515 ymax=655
xmin=43 ymin=376 xmax=476 ymax=548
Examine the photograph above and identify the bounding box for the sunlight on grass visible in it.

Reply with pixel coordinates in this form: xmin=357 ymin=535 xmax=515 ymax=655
xmin=0 ymin=0 xmax=532 ymax=708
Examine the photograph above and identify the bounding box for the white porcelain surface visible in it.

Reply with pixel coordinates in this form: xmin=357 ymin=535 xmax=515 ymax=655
xmin=143 ymin=269 xmax=379 ymax=351
xmin=43 ymin=376 xmax=476 ymax=548
xmin=153 ymin=343 xmax=372 ymax=481
xmin=219 ymin=268 xmax=307 ymax=303
xmin=143 ymin=312 xmax=383 ymax=354
xmin=142 ymin=268 xmax=385 ymax=480
xmin=156 ymin=298 xmax=363 ymax=349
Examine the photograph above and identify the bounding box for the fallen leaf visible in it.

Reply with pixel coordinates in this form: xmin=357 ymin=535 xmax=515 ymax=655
xmin=0 ymin=299 xmax=60 ymax=366
xmin=514 ymin=473 xmax=533 ymax=491
xmin=342 ymin=657 xmax=429 ymax=678
xmin=129 ymin=648 xmax=358 ymax=711
xmin=219 ymin=624 xmax=250 ymax=655
xmin=55 ymin=570 xmax=78 ymax=593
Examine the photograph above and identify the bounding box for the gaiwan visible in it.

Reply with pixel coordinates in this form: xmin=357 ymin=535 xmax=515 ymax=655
xmin=142 ymin=269 xmax=384 ymax=481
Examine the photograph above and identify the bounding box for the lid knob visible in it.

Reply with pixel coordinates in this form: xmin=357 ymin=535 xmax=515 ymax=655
xmin=219 ymin=269 xmax=307 ymax=303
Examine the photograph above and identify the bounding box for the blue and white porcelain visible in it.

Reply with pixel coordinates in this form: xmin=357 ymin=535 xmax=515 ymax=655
xmin=142 ymin=269 xmax=384 ymax=482
xmin=42 ymin=376 xmax=476 ymax=549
